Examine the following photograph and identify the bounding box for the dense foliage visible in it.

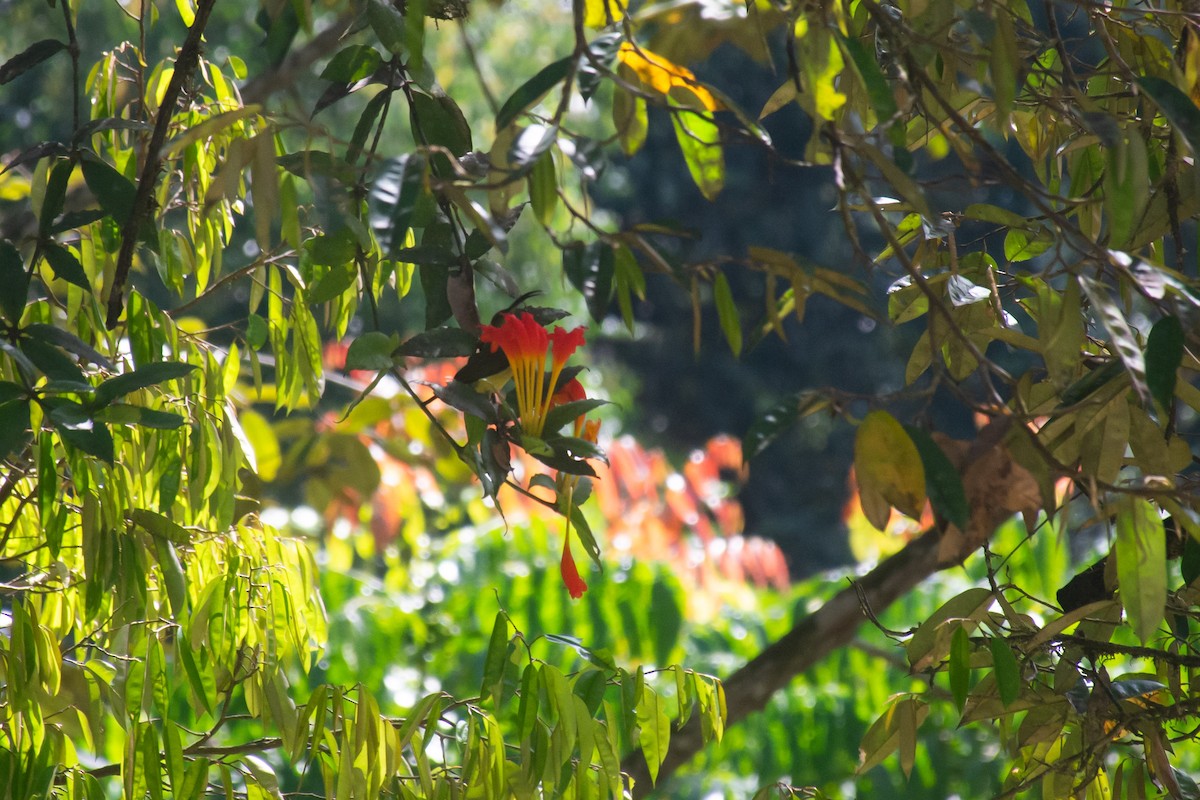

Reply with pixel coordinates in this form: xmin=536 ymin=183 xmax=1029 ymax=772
xmin=5 ymin=0 xmax=1200 ymax=797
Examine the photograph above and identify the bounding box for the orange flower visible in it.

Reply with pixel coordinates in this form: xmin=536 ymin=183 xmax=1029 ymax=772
xmin=479 ymin=313 xmax=586 ymax=437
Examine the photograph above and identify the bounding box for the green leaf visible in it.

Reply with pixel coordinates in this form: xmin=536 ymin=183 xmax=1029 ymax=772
xmin=20 ymin=337 xmax=87 ymax=385
xmin=743 ymin=391 xmax=831 ymax=461
xmin=396 ymin=326 xmax=477 ymax=359
xmin=838 ymin=33 xmax=897 ymax=122
xmin=854 ymin=410 xmax=926 ymax=525
xmin=81 ymin=153 xmax=136 ymax=223
xmin=0 ymin=398 xmax=32 ymax=460
xmin=1080 ymin=276 xmax=1150 ymax=406
xmin=671 ymin=108 xmax=724 ymax=201
xmin=52 ymin=415 xmax=115 ymax=464
xmin=1115 ymin=496 xmax=1166 ymax=644
xmin=563 ymin=242 xmax=614 ymax=322
xmin=650 ymin=579 xmax=682 ymax=665
xmin=541 ymin=398 xmax=608 ymax=436
xmin=1137 ymin=76 xmax=1200 ymax=157
xmin=1003 ymin=228 xmax=1051 ymax=262
xmin=25 ymin=323 xmax=112 ymax=368
xmin=409 ymin=87 xmax=472 ymax=158
xmin=1145 ymin=315 xmax=1183 ymax=414
xmin=345 ymin=332 xmax=400 ymax=370
xmin=989 ymin=638 xmax=1021 ymax=707
xmin=43 ymin=242 xmax=91 ymax=290
xmin=635 ymin=687 xmax=670 ymax=785
xmin=320 ymin=44 xmax=382 ymax=83
xmin=903 ymin=425 xmax=969 ymax=529
xmin=949 ymin=625 xmax=970 ymax=711
xmin=430 ymin=380 xmax=499 ymax=422
xmin=94 ymin=404 xmax=186 ymax=429
xmin=0 ymin=39 xmax=67 ymax=85
xmin=0 ymin=239 xmax=29 ymax=323
xmin=529 ymin=151 xmax=558 ymax=226
xmin=495 ymin=56 xmax=572 ymax=132
xmin=365 ymin=0 xmax=407 ymax=55
xmin=1184 ymin=535 xmax=1200 ymax=586
xmin=612 ymin=85 xmax=648 ymax=156
xmin=277 ymin=150 xmax=358 ymax=184
xmin=39 ymin=157 xmax=73 ymax=236
xmin=712 ymin=272 xmax=742 ymax=356
xmin=307 ymin=261 xmax=357 ymax=305
xmin=480 ymin=612 xmax=510 ymax=705
xmin=94 ymin=362 xmax=198 ymax=406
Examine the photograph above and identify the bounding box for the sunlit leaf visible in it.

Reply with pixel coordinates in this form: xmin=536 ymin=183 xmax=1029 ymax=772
xmin=854 ymin=410 xmax=926 ymax=525
xmin=1115 ymin=495 xmax=1166 ymax=644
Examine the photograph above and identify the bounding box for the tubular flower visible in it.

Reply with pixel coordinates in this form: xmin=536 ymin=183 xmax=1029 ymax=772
xmin=557 ymin=408 xmax=601 ymax=600
xmin=551 ymin=377 xmax=588 ymax=436
xmin=478 ymin=313 xmax=586 ymax=437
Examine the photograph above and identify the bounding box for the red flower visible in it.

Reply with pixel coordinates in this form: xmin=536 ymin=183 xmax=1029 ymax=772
xmin=478 ymin=313 xmax=586 ymax=437
xmin=560 ymin=535 xmax=589 ymax=599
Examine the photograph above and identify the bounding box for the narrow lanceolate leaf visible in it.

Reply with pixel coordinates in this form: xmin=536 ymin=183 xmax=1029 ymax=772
xmin=1145 ymin=315 xmax=1183 ymax=415
xmin=0 ymin=39 xmax=67 ymax=85
xmin=1080 ymin=276 xmax=1150 ymax=406
xmin=495 ymin=56 xmax=572 ymax=132
xmin=1115 ymin=495 xmax=1166 ymax=644
xmin=0 ymin=239 xmax=30 ymax=323
xmin=949 ymin=626 xmax=971 ymax=711
xmin=854 ymin=410 xmax=926 ymax=526
xmin=1137 ymin=76 xmax=1200 ymax=157
xmin=712 ymin=273 xmax=742 ymax=356
xmin=528 ymin=152 xmax=558 ymax=226
xmin=43 ymin=242 xmax=91 ymax=291
xmin=480 ymin=612 xmax=509 ymax=705
xmin=903 ymin=425 xmax=969 ymax=529
xmin=95 ymin=362 xmax=198 ymax=406
xmin=989 ymin=639 xmax=1021 ymax=707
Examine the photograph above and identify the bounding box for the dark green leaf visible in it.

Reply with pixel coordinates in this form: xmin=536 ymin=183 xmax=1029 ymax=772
xmin=541 ymin=398 xmax=607 ymax=436
xmin=307 ymin=228 xmax=358 ymax=267
xmin=904 ymin=424 xmax=970 ymax=529
xmin=478 ymin=426 xmax=510 ymax=498
xmin=43 ymin=242 xmax=91 ymax=290
xmin=409 ymin=88 xmax=472 ymax=158
xmin=1137 ymin=77 xmax=1200 ymax=156
xmin=1145 ymin=315 xmax=1183 ymax=414
xmin=480 ymin=612 xmax=510 ymax=704
xmin=26 ymin=323 xmax=112 ymax=368
xmin=394 ymin=245 xmax=457 ymax=266
xmin=20 ymin=337 xmax=86 ymax=384
xmin=366 ymin=0 xmax=407 ymax=55
xmin=495 ymin=56 xmax=572 ymax=132
xmin=650 ymin=579 xmax=682 ymax=666
xmin=395 ymin=327 xmax=477 ymax=358
xmin=345 ymin=332 xmax=400 ymax=370
xmin=838 ymin=33 xmax=897 ymax=121
xmin=320 ymin=44 xmax=383 ymax=83
xmin=369 ymin=154 xmax=428 ymax=256
xmin=347 ymin=90 xmax=390 ymax=165
xmin=1183 ymin=535 xmax=1200 ymax=586
xmin=39 ymin=158 xmax=73 ymax=236
xmin=48 ymin=209 xmax=108 ymax=235
xmin=563 ymin=242 xmax=614 ymax=322
xmin=277 ymin=150 xmax=357 ymax=184
xmin=52 ymin=416 xmax=114 ymax=464
xmin=510 ymin=124 xmax=557 ymax=168
xmin=0 ymin=381 xmax=22 ymax=404
xmin=0 ymin=39 xmax=67 ymax=85
xmin=743 ymin=391 xmax=832 ymax=462
xmin=0 ymin=398 xmax=32 ymax=460
xmin=949 ymin=626 xmax=970 ymax=711
xmin=1059 ymin=360 xmax=1124 ymax=407
xmin=0 ymin=239 xmax=29 ymax=323
xmin=80 ymin=153 xmax=136 ymax=223
xmin=990 ymin=639 xmax=1021 ymax=707
xmin=94 ymin=404 xmax=186 ymax=429
xmin=94 ymin=362 xmax=198 ymax=406
xmin=430 ymin=380 xmax=499 ymax=422
xmin=420 ymin=264 xmax=452 ymax=328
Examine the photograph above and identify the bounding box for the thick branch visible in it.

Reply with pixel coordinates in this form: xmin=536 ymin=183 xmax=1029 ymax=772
xmin=621 ymin=529 xmax=943 ymax=797
xmin=105 ymin=0 xmax=218 ymax=329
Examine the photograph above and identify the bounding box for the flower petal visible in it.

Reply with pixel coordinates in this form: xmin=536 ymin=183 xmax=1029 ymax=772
xmin=560 ymin=536 xmax=589 ymax=599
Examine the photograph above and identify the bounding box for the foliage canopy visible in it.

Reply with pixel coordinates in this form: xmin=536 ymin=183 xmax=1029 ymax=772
xmin=4 ymin=0 xmax=1200 ymax=797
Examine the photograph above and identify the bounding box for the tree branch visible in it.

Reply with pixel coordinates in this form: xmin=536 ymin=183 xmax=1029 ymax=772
xmin=621 ymin=529 xmax=943 ymax=797
xmin=105 ymin=0 xmax=218 ymax=329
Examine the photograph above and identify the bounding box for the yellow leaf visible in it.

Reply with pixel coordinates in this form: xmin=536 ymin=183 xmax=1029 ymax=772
xmin=584 ymin=0 xmax=625 ymax=28
xmin=616 ymin=43 xmax=720 ymax=112
xmin=854 ymin=410 xmax=926 ymax=524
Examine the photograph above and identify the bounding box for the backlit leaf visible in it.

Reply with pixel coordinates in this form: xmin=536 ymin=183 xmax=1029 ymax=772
xmin=854 ymin=410 xmax=926 ymax=523
xmin=495 ymin=56 xmax=571 ymax=132
xmin=1115 ymin=495 xmax=1166 ymax=644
